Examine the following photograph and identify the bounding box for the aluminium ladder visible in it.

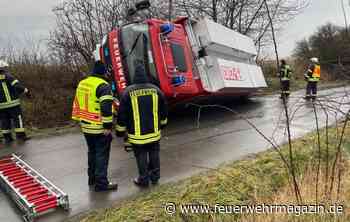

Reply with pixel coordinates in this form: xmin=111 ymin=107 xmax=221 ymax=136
xmin=0 ymin=154 xmax=69 ymax=222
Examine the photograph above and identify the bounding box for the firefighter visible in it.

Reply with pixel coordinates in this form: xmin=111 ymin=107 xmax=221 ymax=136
xmin=72 ymin=61 xmax=118 ymax=192
xmin=116 ymin=62 xmax=168 ymax=188
xmin=278 ymin=59 xmax=292 ymax=99
xmin=0 ymin=60 xmax=30 ymax=144
xmin=304 ymin=57 xmax=321 ymax=100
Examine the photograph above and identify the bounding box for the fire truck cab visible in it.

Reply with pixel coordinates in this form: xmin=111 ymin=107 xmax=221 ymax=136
xmin=95 ymin=16 xmax=267 ymax=104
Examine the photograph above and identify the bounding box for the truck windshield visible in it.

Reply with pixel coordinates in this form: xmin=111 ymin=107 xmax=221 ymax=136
xmin=121 ymin=23 xmax=159 ymax=85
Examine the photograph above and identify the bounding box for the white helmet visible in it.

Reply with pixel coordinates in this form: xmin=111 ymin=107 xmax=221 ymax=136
xmin=310 ymin=57 xmax=319 ymax=63
xmin=0 ymin=60 xmax=9 ymax=69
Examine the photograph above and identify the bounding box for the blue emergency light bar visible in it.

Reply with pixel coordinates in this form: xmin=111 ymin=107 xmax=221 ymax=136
xmin=160 ymin=23 xmax=174 ymax=35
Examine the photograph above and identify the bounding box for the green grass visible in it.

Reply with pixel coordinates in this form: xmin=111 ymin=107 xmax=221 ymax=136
xmin=76 ymin=122 xmax=350 ymax=222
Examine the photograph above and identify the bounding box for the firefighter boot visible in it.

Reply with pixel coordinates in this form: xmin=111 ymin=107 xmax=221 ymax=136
xmin=16 ymin=132 xmax=30 ymax=142
xmin=3 ymin=133 xmax=14 ymax=144
xmin=94 ymin=182 xmax=118 ymax=192
xmin=133 ymin=177 xmax=149 ymax=188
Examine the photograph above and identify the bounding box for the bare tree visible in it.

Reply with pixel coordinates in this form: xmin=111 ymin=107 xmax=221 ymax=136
xmin=169 ymin=0 xmax=173 ymax=21
xmin=49 ymin=0 xmax=134 ymax=66
xmin=341 ymin=0 xmax=349 ymax=34
xmin=175 ymin=0 xmax=309 ymax=53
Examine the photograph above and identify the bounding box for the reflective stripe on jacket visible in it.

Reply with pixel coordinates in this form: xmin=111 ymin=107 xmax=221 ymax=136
xmin=116 ymin=84 xmax=168 ymax=145
xmin=0 ymin=73 xmax=23 ymax=109
xmin=306 ymin=64 xmax=321 ymax=82
xmin=280 ymin=64 xmax=292 ymax=81
xmin=72 ymin=75 xmax=113 ymax=134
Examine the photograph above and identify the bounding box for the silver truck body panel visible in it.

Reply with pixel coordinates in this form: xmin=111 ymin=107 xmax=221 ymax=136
xmin=187 ymin=18 xmax=267 ymax=93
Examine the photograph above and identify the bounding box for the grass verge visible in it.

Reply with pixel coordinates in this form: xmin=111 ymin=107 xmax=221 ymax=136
xmin=76 ymin=122 xmax=350 ymax=222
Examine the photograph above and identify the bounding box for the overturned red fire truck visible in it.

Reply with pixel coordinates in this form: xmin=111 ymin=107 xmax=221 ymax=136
xmin=94 ymin=16 xmax=267 ymax=104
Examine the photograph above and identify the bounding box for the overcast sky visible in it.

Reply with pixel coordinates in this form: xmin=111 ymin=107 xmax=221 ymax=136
xmin=0 ymin=0 xmax=348 ymax=57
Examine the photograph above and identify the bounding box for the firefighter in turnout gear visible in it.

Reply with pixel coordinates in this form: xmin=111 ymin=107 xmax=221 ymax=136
xmin=116 ymin=63 xmax=168 ymax=188
xmin=72 ymin=61 xmax=118 ymax=192
xmin=304 ymin=57 xmax=321 ymax=100
xmin=278 ymin=59 xmax=292 ymax=99
xmin=0 ymin=60 xmax=30 ymax=144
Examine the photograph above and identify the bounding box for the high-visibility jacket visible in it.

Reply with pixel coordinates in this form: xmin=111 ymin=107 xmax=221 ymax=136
xmin=116 ymin=84 xmax=168 ymax=145
xmin=0 ymin=72 xmax=26 ymax=110
xmin=305 ymin=64 xmax=321 ymax=82
xmin=72 ymin=75 xmax=113 ymax=134
xmin=280 ymin=64 xmax=292 ymax=81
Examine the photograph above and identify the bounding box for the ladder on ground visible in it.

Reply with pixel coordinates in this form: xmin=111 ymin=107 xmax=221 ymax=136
xmin=0 ymin=154 xmax=69 ymax=222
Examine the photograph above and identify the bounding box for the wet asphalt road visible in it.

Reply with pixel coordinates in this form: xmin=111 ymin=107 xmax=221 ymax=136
xmin=0 ymin=86 xmax=349 ymax=222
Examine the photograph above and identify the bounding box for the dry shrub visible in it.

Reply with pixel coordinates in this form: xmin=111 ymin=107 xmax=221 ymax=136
xmin=8 ymin=57 xmax=85 ymax=128
xmin=240 ymin=124 xmax=350 ymax=222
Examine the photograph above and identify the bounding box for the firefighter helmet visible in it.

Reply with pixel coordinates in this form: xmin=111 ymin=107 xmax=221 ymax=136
xmin=310 ymin=57 xmax=319 ymax=63
xmin=0 ymin=60 xmax=9 ymax=69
